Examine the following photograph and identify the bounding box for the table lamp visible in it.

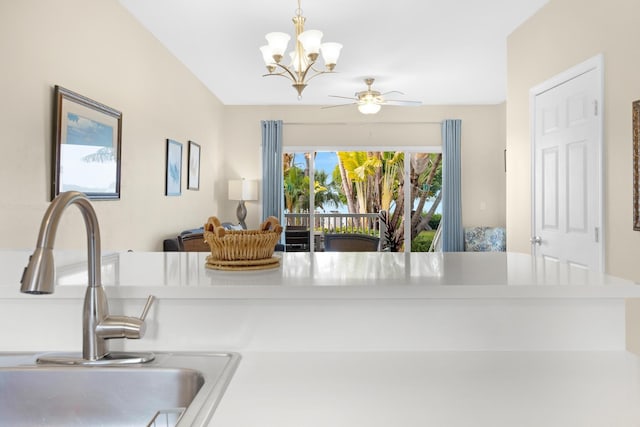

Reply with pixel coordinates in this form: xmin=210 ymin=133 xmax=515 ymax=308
xmin=228 ymin=179 xmax=258 ymax=229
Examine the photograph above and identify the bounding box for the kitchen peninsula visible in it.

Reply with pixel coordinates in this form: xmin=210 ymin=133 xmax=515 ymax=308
xmin=2 ymin=250 xmax=640 ymax=426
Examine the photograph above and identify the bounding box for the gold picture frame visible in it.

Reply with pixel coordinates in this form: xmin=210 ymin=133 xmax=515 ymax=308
xmin=634 ymin=100 xmax=640 ymax=230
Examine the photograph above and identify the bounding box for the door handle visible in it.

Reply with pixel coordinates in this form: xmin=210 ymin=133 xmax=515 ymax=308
xmin=530 ymin=236 xmax=542 ymax=245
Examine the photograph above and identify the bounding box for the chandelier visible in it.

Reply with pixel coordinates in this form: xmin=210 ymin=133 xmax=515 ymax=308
xmin=259 ymin=0 xmax=343 ymax=99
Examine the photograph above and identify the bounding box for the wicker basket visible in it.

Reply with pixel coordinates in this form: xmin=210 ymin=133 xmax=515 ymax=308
xmin=203 ymin=216 xmax=283 ymax=261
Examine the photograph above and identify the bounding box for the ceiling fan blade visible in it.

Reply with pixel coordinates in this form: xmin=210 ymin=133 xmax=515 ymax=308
xmin=380 ymin=90 xmax=405 ymax=97
xmin=321 ymin=103 xmax=357 ymax=109
xmin=383 ymin=100 xmax=423 ymax=106
xmin=328 ymin=95 xmax=358 ymax=101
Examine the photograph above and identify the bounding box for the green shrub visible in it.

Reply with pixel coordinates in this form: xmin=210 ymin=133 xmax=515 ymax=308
xmin=317 ymin=226 xmax=378 ymax=236
xmin=411 ymin=230 xmax=435 ymax=252
xmin=428 ymin=214 xmax=441 ymax=230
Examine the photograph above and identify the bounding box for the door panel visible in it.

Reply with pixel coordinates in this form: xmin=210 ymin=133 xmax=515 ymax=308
xmin=533 ymin=67 xmax=601 ymax=271
xmin=541 ymin=147 xmax=559 ymax=230
xmin=566 ymin=141 xmax=587 ymax=233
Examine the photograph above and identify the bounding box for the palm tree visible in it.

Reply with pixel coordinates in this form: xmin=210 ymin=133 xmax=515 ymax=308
xmin=284 ymin=155 xmax=343 ymax=213
xmin=283 ymin=165 xmax=305 ymax=213
xmin=337 ymin=151 xmax=378 ymax=214
xmin=410 ymin=153 xmax=442 ymax=238
xmin=310 ymin=150 xmax=443 ymax=251
xmin=312 ymin=170 xmax=341 ymax=211
xmin=379 ymin=151 xmax=403 ymax=213
xmin=335 ymin=150 xmax=443 ymax=251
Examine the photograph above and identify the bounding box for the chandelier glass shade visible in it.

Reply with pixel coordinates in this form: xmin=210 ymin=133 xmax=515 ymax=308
xmin=259 ymin=1 xmax=342 ymax=98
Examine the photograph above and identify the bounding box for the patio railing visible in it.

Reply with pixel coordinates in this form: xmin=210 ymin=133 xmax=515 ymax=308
xmin=284 ymin=212 xmax=382 ymax=236
xmin=284 ymin=211 xmax=441 ymax=252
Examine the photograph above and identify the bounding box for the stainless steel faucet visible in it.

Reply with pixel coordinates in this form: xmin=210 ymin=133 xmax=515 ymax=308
xmin=20 ymin=191 xmax=156 ymax=365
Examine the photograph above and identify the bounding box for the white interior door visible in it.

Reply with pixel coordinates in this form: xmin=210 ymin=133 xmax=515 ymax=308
xmin=531 ymin=57 xmax=603 ymax=271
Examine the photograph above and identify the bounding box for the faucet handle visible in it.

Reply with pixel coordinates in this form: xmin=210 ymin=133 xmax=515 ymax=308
xmin=139 ymin=295 xmax=156 ymax=321
xmin=96 ymin=295 xmax=156 ymax=341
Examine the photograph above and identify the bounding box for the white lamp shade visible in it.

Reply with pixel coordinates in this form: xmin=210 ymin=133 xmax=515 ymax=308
xmin=228 ymin=179 xmax=259 ymax=201
xmin=298 ymin=29 xmax=323 ymax=55
xmin=358 ymin=102 xmax=381 ymax=115
xmin=259 ymin=45 xmax=275 ymax=65
xmin=265 ymin=32 xmax=290 ymax=56
xmin=320 ymin=42 xmax=342 ymax=65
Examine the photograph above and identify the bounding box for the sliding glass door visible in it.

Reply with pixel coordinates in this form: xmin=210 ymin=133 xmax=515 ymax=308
xmin=282 ymin=148 xmax=441 ymax=252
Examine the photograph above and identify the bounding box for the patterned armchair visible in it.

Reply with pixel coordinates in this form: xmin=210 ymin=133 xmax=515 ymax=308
xmin=464 ymin=227 xmax=506 ymax=252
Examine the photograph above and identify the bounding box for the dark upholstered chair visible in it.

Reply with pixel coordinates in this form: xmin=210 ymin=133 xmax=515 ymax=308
xmin=163 ymin=238 xmax=180 ymax=251
xmin=164 ymin=227 xmax=205 ymax=251
xmin=323 ymin=233 xmax=380 ymax=252
xmin=177 ymin=232 xmax=210 ymax=252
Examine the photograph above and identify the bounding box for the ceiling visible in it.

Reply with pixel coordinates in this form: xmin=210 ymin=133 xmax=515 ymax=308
xmin=119 ymin=0 xmax=549 ymax=106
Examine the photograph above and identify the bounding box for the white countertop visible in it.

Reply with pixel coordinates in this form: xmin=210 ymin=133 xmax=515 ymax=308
xmin=4 ymin=249 xmax=640 ymax=425
xmin=0 ymin=250 xmax=638 ymax=300
xmin=212 ymin=351 xmax=640 ymax=427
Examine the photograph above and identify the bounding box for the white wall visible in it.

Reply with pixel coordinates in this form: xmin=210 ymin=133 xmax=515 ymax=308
xmin=221 ymin=104 xmax=506 ymax=230
xmin=0 ymin=0 xmax=225 ymax=252
xmin=506 ymin=0 xmax=640 ymax=280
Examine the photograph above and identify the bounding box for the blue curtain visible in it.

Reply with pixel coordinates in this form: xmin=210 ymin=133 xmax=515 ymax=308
xmin=442 ymin=119 xmax=464 ymax=252
xmin=261 ymin=120 xmax=283 ymax=222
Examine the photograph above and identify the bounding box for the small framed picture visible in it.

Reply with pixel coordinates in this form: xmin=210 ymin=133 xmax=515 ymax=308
xmin=53 ymin=86 xmax=122 ymax=200
xmin=165 ymin=139 xmax=182 ymax=196
xmin=187 ymin=141 xmax=201 ymax=190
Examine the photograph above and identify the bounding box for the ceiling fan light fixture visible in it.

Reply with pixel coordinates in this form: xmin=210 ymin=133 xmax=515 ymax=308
xmin=358 ymin=102 xmax=381 ymax=115
xmin=325 ymin=77 xmax=421 ymax=113
xmin=260 ymin=0 xmax=341 ymax=98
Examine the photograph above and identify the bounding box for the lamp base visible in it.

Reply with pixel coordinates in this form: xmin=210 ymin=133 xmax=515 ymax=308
xmin=236 ymin=200 xmax=247 ymax=229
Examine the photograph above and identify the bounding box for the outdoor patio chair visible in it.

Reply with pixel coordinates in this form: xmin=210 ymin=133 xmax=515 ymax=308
xmin=323 ymin=233 xmax=380 ymax=252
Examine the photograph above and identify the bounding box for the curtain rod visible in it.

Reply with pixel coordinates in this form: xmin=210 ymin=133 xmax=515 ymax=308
xmin=283 ymin=121 xmax=442 ymax=126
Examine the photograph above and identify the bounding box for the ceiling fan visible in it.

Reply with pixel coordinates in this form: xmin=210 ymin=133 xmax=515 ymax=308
xmin=324 ymin=78 xmax=422 ymax=114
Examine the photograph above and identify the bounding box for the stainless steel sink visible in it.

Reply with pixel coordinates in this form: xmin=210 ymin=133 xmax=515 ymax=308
xmin=0 ymin=351 xmax=240 ymax=427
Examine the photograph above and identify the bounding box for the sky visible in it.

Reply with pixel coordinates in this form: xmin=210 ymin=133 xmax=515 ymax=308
xmin=67 ymin=113 xmax=113 ymax=147
xmin=292 ymin=152 xmax=338 ymax=178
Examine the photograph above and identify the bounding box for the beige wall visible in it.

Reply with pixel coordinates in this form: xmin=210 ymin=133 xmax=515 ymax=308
xmin=222 ymin=104 xmax=506 ymax=230
xmin=0 ymin=0 xmax=225 ymax=251
xmin=506 ymin=0 xmax=640 ymax=280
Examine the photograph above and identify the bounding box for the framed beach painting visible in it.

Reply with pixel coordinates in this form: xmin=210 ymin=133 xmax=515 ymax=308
xmin=187 ymin=141 xmax=200 ymax=190
xmin=53 ymin=86 xmax=122 ymax=200
xmin=165 ymin=139 xmax=182 ymax=196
